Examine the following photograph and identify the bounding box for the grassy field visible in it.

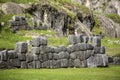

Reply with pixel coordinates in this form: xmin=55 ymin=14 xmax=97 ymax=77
xmin=0 ymin=65 xmax=120 ymax=80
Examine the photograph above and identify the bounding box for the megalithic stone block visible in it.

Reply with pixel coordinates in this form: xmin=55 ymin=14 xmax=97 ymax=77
xmin=73 ymin=59 xmax=81 ymax=68
xmin=61 ymin=59 xmax=68 ymax=68
xmin=68 ymin=35 xmax=76 ymax=45
xmin=15 ymin=42 xmax=28 ymax=53
xmin=10 ymin=59 xmax=21 ymax=68
xmin=8 ymin=50 xmax=18 ymax=59
xmin=0 ymin=50 xmax=7 ymax=61
xmin=100 ymin=46 xmax=105 ymax=54
xmin=21 ymin=61 xmax=27 ymax=68
xmin=95 ymin=54 xmax=108 ymax=67
xmin=31 ymin=37 xmax=41 ymax=47
xmin=87 ymin=56 xmax=96 ymax=68
xmin=17 ymin=53 xmax=26 ymax=61
xmin=92 ymin=36 xmax=101 ymax=47
xmin=31 ymin=47 xmax=40 ymax=55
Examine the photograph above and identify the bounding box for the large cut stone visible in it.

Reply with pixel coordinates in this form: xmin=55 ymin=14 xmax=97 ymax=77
xmin=100 ymin=46 xmax=105 ymax=54
xmin=48 ymin=53 xmax=53 ymax=60
xmin=31 ymin=47 xmax=40 ymax=55
xmin=67 ymin=45 xmax=76 ymax=53
xmin=76 ymin=51 xmax=92 ymax=61
xmin=70 ymin=52 xmax=77 ymax=60
xmin=17 ymin=53 xmax=26 ymax=61
xmin=36 ymin=60 xmax=41 ymax=69
xmin=28 ymin=61 xmax=35 ymax=69
xmin=21 ymin=61 xmax=27 ymax=68
xmin=15 ymin=42 xmax=28 ymax=53
xmin=0 ymin=61 xmax=8 ymax=69
xmin=92 ymin=36 xmax=101 ymax=47
xmin=58 ymin=51 xmax=69 ymax=59
xmin=26 ymin=54 xmax=33 ymax=63
xmin=87 ymin=56 xmax=96 ymax=68
xmin=94 ymin=54 xmax=108 ymax=67
xmin=53 ymin=53 xmax=59 ymax=60
xmin=40 ymin=46 xmax=50 ymax=54
xmin=68 ymin=59 xmax=74 ymax=67
xmin=79 ymin=43 xmax=87 ymax=51
xmin=0 ymin=50 xmax=7 ymax=61
xmin=10 ymin=59 xmax=21 ymax=68
xmin=33 ymin=54 xmax=39 ymax=61
xmin=61 ymin=59 xmax=68 ymax=68
xmin=73 ymin=59 xmax=81 ymax=68
xmin=68 ymin=35 xmax=76 ymax=45
xmin=86 ymin=44 xmax=94 ymax=50
xmin=8 ymin=50 xmax=18 ymax=59
xmin=31 ymin=37 xmax=41 ymax=47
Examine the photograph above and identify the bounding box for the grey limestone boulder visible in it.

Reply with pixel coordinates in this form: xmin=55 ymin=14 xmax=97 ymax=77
xmin=87 ymin=56 xmax=96 ymax=68
xmin=26 ymin=54 xmax=33 ymax=63
xmin=0 ymin=50 xmax=7 ymax=61
xmin=92 ymin=36 xmax=101 ymax=47
xmin=28 ymin=61 xmax=34 ymax=69
xmin=76 ymin=51 xmax=92 ymax=61
xmin=68 ymin=35 xmax=76 ymax=45
xmin=70 ymin=52 xmax=77 ymax=60
xmin=53 ymin=53 xmax=59 ymax=60
xmin=31 ymin=47 xmax=40 ymax=55
xmin=68 ymin=59 xmax=74 ymax=67
xmin=21 ymin=61 xmax=27 ymax=68
xmin=58 ymin=51 xmax=69 ymax=59
xmin=100 ymin=46 xmax=105 ymax=54
xmin=17 ymin=53 xmax=26 ymax=61
xmin=8 ymin=50 xmax=18 ymax=59
xmin=10 ymin=59 xmax=21 ymax=68
xmin=61 ymin=59 xmax=68 ymax=68
xmin=48 ymin=53 xmax=53 ymax=60
xmin=15 ymin=42 xmax=28 ymax=53
xmin=31 ymin=37 xmax=41 ymax=47
xmin=36 ymin=60 xmax=41 ymax=69
xmin=95 ymin=54 xmax=108 ymax=67
xmin=73 ymin=59 xmax=81 ymax=68
xmin=67 ymin=45 xmax=76 ymax=53
xmin=79 ymin=43 xmax=87 ymax=51
xmin=86 ymin=44 xmax=94 ymax=50
xmin=0 ymin=61 xmax=8 ymax=69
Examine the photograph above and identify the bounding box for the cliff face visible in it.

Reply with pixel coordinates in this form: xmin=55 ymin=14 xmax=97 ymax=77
xmin=28 ymin=1 xmax=94 ymax=36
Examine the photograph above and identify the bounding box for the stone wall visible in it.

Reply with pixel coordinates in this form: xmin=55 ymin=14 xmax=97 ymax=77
xmin=0 ymin=35 xmax=108 ymax=69
xmin=9 ymin=15 xmax=30 ymax=33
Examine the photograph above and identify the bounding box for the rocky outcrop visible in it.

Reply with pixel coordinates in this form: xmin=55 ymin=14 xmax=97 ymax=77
xmin=97 ymin=15 xmax=120 ymax=38
xmin=0 ymin=35 xmax=108 ymax=69
xmin=105 ymin=0 xmax=120 ymax=16
xmin=1 ymin=2 xmax=24 ymax=14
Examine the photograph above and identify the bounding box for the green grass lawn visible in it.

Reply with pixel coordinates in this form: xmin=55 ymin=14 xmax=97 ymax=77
xmin=0 ymin=65 xmax=120 ymax=80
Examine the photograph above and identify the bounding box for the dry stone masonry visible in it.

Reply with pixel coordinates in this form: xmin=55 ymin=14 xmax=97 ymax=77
xmin=9 ymin=15 xmax=30 ymax=33
xmin=0 ymin=34 xmax=108 ymax=69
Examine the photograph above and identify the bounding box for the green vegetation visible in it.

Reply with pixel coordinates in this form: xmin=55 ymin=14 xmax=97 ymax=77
xmin=105 ymin=14 xmax=120 ymax=24
xmin=48 ymin=36 xmax=68 ymax=47
xmin=0 ymin=0 xmax=37 ymax=3
xmin=0 ymin=65 xmax=120 ymax=80
xmin=92 ymin=13 xmax=102 ymax=34
xmin=102 ymin=37 xmax=120 ymax=56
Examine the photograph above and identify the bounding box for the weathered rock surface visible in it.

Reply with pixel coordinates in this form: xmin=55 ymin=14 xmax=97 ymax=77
xmin=97 ymin=15 xmax=120 ymax=38
xmin=2 ymin=2 xmax=24 ymax=14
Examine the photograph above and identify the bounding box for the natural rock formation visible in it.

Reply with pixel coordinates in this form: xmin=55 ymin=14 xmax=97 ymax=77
xmin=1 ymin=2 xmax=24 ymax=14
xmin=105 ymin=0 xmax=120 ymax=16
xmin=97 ymin=15 xmax=120 ymax=38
